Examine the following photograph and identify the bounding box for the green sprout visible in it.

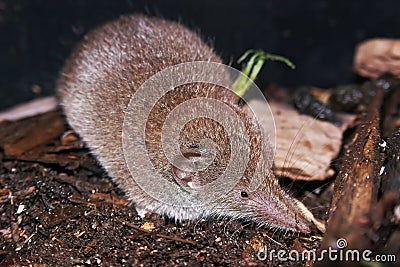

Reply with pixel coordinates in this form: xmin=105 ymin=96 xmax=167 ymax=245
xmin=232 ymin=50 xmax=296 ymax=98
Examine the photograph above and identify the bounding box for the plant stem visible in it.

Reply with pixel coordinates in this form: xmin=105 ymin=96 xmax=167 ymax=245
xmin=232 ymin=50 xmax=295 ymax=98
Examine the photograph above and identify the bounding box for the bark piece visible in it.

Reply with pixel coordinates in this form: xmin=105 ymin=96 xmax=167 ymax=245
xmin=2 ymin=111 xmax=65 ymax=156
xmin=270 ymin=101 xmax=351 ymax=181
xmin=315 ymin=81 xmax=386 ymax=266
xmin=0 ymin=96 xmax=57 ymax=122
xmin=354 ymin=38 xmax=400 ymax=79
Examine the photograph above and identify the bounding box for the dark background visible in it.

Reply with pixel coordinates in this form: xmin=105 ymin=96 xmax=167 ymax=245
xmin=1 ymin=0 xmax=400 ymax=111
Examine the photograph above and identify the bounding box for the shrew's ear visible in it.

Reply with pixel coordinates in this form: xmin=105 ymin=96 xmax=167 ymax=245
xmin=171 ymin=151 xmax=209 ymax=192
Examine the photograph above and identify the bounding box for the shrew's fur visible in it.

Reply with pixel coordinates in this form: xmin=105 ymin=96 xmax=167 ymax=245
xmin=57 ymin=14 xmax=311 ymax=233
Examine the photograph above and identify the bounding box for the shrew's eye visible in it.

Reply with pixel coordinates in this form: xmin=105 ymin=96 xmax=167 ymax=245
xmin=240 ymin=190 xmax=248 ymax=198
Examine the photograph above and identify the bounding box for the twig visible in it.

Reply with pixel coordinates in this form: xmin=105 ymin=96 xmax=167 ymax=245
xmin=117 ymin=218 xmax=198 ymax=246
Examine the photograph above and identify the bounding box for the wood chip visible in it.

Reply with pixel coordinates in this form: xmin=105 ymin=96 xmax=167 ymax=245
xmin=140 ymin=222 xmax=155 ymax=231
xmin=354 ymin=38 xmax=400 ymax=79
xmin=2 ymin=111 xmax=65 ymax=156
xmin=0 ymin=96 xmax=57 ymax=122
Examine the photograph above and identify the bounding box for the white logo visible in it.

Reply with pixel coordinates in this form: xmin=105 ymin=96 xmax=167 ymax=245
xmin=336 ymin=238 xmax=348 ymax=249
